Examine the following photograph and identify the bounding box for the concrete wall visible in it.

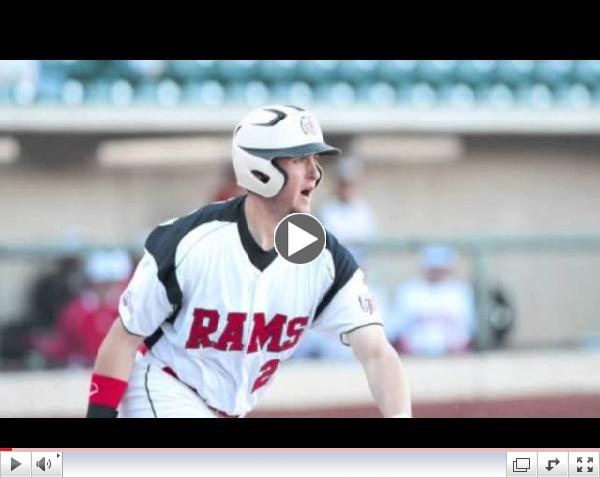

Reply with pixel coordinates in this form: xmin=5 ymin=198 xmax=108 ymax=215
xmin=1 ymin=349 xmax=599 ymax=417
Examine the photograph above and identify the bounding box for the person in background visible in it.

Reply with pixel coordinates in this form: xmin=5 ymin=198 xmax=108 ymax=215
xmin=390 ymin=245 xmax=476 ymax=356
xmin=318 ymin=157 xmax=376 ymax=267
xmin=29 ymin=249 xmax=132 ymax=368
xmin=0 ymin=227 xmax=85 ymax=367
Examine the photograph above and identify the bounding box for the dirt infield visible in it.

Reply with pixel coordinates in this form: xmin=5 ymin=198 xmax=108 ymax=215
xmin=249 ymin=394 xmax=600 ymax=418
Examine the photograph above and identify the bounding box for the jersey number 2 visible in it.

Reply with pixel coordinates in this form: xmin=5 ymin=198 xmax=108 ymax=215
xmin=251 ymin=359 xmax=280 ymax=393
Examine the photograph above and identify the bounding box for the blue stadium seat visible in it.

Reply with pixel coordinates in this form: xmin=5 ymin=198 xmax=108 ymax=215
xmin=243 ymin=80 xmax=270 ymax=106
xmin=73 ymin=61 xmax=112 ymax=81
xmin=592 ymin=86 xmax=600 ymax=104
xmin=60 ymin=79 xmax=85 ymax=106
xmin=297 ymin=60 xmax=339 ymax=83
xmin=314 ymin=81 xmax=355 ymax=106
xmin=355 ymin=81 xmax=396 ymax=106
xmin=554 ymin=83 xmax=592 ymax=109
xmin=41 ymin=60 xmax=105 ymax=82
xmin=225 ymin=80 xmax=270 ymax=106
xmin=40 ymin=60 xmax=72 ymax=81
xmin=454 ymin=60 xmax=497 ymax=85
xmin=85 ymin=80 xmax=112 ymax=105
xmin=156 ymin=79 xmax=182 ymax=106
xmin=397 ymin=82 xmax=437 ymax=108
xmin=439 ymin=83 xmax=476 ymax=108
xmin=224 ymin=81 xmax=247 ymax=104
xmin=126 ymin=60 xmax=167 ymax=82
xmin=13 ymin=59 xmax=600 ymax=110
xmin=168 ymin=60 xmax=217 ymax=82
xmin=133 ymin=80 xmax=160 ymax=104
xmin=216 ymin=61 xmax=258 ymax=81
xmin=476 ymin=83 xmax=516 ymax=109
xmin=377 ymin=60 xmax=417 ymax=83
xmin=35 ymin=75 xmax=65 ymax=104
xmin=101 ymin=61 xmax=134 ymax=80
xmin=337 ymin=60 xmax=379 ymax=83
xmin=257 ymin=60 xmax=299 ymax=81
xmin=535 ymin=60 xmax=574 ymax=86
xmin=495 ymin=60 xmax=535 ymax=85
xmin=270 ymin=81 xmax=314 ymax=106
xmin=109 ymin=79 xmax=134 ymax=106
xmin=10 ymin=79 xmax=38 ymax=106
xmin=573 ymin=60 xmax=600 ymax=86
xmin=516 ymin=83 xmax=555 ymax=109
xmin=182 ymin=80 xmax=225 ymax=106
xmin=0 ymin=86 xmax=10 ymax=104
xmin=416 ymin=60 xmax=457 ymax=84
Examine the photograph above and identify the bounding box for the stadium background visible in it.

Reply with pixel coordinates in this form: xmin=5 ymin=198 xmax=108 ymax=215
xmin=1 ymin=60 xmax=600 ymax=417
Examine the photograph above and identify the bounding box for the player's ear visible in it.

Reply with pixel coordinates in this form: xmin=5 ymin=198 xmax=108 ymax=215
xmin=316 ymin=163 xmax=324 ymax=187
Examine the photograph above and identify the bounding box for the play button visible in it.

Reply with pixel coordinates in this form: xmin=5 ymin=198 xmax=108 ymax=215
xmin=1 ymin=452 xmax=31 ymax=476
xmin=274 ymin=213 xmax=326 ymax=264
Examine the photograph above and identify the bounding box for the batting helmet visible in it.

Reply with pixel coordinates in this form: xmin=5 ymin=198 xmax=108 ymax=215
xmin=232 ymin=105 xmax=341 ymax=198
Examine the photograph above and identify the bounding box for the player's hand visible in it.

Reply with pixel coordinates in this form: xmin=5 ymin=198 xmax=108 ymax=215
xmin=389 ymin=411 xmax=412 ymax=418
xmin=86 ymin=403 xmax=118 ymax=418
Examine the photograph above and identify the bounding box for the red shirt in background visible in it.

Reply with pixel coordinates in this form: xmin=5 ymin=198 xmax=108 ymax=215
xmin=31 ymin=280 xmax=127 ymax=367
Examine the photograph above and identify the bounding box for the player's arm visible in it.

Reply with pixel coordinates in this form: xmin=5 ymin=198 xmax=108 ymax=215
xmin=86 ymin=245 xmax=176 ymax=418
xmin=86 ymin=318 xmax=144 ymax=418
xmin=346 ymin=324 xmax=412 ymax=418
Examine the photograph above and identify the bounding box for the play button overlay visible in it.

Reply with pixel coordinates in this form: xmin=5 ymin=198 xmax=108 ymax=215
xmin=274 ymin=213 xmax=326 ymax=264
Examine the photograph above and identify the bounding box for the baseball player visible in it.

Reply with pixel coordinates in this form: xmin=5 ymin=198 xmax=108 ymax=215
xmin=86 ymin=104 xmax=412 ymax=418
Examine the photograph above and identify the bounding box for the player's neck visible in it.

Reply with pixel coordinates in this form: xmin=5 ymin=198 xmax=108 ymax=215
xmin=244 ymin=194 xmax=286 ymax=251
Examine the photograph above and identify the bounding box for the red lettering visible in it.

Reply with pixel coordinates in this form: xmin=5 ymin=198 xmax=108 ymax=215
xmin=214 ymin=312 xmax=247 ymax=351
xmin=247 ymin=313 xmax=286 ymax=353
xmin=186 ymin=309 xmax=310 ymax=353
xmin=185 ymin=308 xmax=219 ymax=349
xmin=251 ymin=359 xmax=280 ymax=392
xmin=280 ymin=316 xmax=309 ymax=351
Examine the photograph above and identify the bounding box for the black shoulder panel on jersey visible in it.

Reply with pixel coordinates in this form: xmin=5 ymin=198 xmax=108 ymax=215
xmin=144 ymin=196 xmax=243 ymax=312
xmin=314 ymin=231 xmax=359 ymax=320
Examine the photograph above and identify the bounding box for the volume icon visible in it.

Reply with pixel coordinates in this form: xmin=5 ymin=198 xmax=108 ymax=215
xmin=36 ymin=457 xmax=51 ymax=471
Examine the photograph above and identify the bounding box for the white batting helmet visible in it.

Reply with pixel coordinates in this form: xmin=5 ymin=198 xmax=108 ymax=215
xmin=232 ymin=105 xmax=341 ymax=198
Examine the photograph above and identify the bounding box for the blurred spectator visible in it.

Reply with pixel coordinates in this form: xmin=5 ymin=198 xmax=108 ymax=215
xmin=390 ymin=245 xmax=476 ymax=356
xmin=27 ymin=226 xmax=86 ymax=332
xmin=318 ymin=157 xmax=376 ymax=266
xmin=0 ymin=227 xmax=85 ymax=367
xmin=0 ymin=255 xmax=85 ymax=366
xmin=27 ymin=255 xmax=86 ymax=333
xmin=29 ymin=249 xmax=132 ymax=368
xmin=213 ymin=163 xmax=245 ymax=202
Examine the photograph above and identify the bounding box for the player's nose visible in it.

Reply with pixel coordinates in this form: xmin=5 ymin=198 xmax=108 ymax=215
xmin=305 ymin=155 xmax=320 ymax=181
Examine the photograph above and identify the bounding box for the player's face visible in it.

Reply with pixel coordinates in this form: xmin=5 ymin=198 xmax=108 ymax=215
xmin=275 ymin=154 xmax=322 ymax=214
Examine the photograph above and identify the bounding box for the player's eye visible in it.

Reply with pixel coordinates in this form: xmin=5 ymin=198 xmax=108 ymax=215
xmin=293 ymin=154 xmax=320 ymax=164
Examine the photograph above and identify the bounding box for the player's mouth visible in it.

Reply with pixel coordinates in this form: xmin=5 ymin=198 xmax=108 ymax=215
xmin=301 ymin=188 xmax=313 ymax=199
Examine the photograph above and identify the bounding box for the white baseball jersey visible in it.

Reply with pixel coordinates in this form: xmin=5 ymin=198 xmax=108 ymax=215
xmin=119 ymin=195 xmax=382 ymax=417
